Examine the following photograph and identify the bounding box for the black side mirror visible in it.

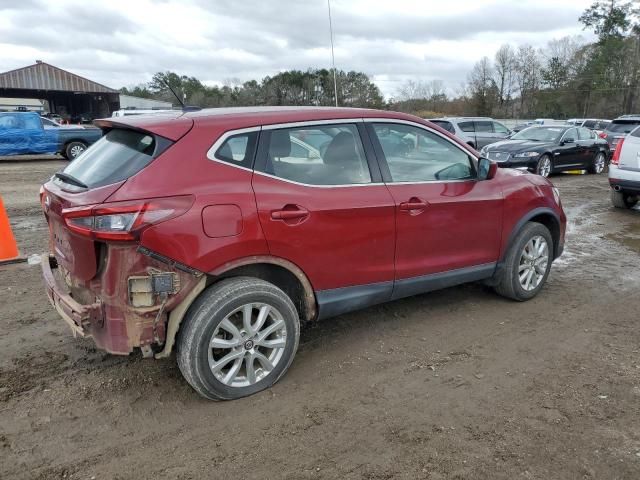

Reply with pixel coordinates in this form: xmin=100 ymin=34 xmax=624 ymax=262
xmin=478 ymin=157 xmax=498 ymax=180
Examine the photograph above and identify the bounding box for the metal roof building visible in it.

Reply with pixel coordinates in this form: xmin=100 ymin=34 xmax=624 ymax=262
xmin=0 ymin=61 xmax=120 ymax=122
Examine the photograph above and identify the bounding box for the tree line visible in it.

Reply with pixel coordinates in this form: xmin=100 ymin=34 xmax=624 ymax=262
xmin=395 ymin=0 xmax=640 ymax=119
xmin=120 ymin=68 xmax=385 ymax=110
xmin=121 ymin=0 xmax=639 ymax=120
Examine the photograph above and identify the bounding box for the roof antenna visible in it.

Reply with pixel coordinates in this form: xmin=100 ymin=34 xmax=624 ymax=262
xmin=162 ymin=79 xmax=201 ymax=112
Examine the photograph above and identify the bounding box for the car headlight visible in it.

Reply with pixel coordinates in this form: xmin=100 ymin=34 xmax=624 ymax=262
xmin=513 ymin=151 xmax=540 ymax=158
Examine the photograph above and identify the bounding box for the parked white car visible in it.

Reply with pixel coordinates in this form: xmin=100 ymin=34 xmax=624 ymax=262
xmin=609 ymin=125 xmax=640 ymax=209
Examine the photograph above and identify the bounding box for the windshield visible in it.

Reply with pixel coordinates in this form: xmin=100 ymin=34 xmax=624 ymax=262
xmin=62 ymin=129 xmax=162 ymax=189
xmin=607 ymin=120 xmax=640 ymax=134
xmin=511 ymin=126 xmax=564 ymax=142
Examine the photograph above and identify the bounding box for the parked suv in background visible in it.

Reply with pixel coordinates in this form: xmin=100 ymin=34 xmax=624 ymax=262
xmin=41 ymin=107 xmax=566 ymax=400
xmin=429 ymin=117 xmax=512 ymax=149
xmin=603 ymin=115 xmax=640 ymax=149
xmin=609 ymin=124 xmax=640 ymax=209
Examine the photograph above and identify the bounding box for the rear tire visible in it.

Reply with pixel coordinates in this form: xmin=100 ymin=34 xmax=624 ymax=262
xmin=65 ymin=141 xmax=87 ymax=160
xmin=611 ymin=190 xmax=638 ymax=209
xmin=176 ymin=277 xmax=300 ymax=400
xmin=494 ymin=222 xmax=553 ymax=301
xmin=588 ymin=152 xmax=606 ymax=174
xmin=535 ymin=155 xmax=552 ymax=177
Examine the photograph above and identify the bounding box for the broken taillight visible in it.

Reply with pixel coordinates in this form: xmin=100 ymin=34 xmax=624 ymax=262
xmin=62 ymin=195 xmax=194 ymax=241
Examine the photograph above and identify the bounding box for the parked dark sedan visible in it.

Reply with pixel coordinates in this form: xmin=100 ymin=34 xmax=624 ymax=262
xmin=480 ymin=125 xmax=609 ymax=177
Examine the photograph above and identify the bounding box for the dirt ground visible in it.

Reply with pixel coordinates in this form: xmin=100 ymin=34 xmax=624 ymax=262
xmin=1 ymin=159 xmax=639 ymax=480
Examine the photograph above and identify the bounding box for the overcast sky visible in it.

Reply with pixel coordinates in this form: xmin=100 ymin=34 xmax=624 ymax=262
xmin=0 ymin=0 xmax=594 ymax=98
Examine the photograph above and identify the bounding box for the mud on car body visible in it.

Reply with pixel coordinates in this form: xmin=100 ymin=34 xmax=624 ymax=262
xmin=41 ymin=107 xmax=566 ymax=400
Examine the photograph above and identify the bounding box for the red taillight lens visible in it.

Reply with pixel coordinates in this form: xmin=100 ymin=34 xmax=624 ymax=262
xmin=63 ymin=195 xmax=194 ymax=241
xmin=598 ymin=132 xmax=607 ymax=139
xmin=611 ymin=138 xmax=625 ymax=165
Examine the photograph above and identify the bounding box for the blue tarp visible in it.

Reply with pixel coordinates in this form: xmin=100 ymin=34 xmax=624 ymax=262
xmin=0 ymin=112 xmax=60 ymax=156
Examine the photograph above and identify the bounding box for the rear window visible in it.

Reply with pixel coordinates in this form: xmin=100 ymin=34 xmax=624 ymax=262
xmin=607 ymin=120 xmax=640 ymax=134
xmin=61 ymin=129 xmax=167 ymax=189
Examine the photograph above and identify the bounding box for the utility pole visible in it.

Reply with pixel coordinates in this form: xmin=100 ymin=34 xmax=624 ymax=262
xmin=327 ymin=0 xmax=338 ymax=107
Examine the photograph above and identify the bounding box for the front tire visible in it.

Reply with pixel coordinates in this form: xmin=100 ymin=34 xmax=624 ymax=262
xmin=535 ymin=155 xmax=552 ymax=177
xmin=611 ymin=190 xmax=638 ymax=209
xmin=588 ymin=152 xmax=606 ymax=174
xmin=494 ymin=222 xmax=553 ymax=301
xmin=177 ymin=277 xmax=300 ymax=400
xmin=65 ymin=141 xmax=87 ymax=160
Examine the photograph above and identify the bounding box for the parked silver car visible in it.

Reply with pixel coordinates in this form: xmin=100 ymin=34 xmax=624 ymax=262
xmin=429 ymin=117 xmax=512 ymax=149
xmin=603 ymin=115 xmax=640 ymax=150
xmin=609 ymin=124 xmax=640 ymax=209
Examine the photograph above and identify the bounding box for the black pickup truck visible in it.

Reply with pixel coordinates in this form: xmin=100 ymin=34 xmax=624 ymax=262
xmin=0 ymin=111 xmax=102 ymax=159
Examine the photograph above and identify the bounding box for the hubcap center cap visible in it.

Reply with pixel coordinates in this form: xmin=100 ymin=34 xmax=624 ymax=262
xmin=244 ymin=340 xmax=254 ymax=350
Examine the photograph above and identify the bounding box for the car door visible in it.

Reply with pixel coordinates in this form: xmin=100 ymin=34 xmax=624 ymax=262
xmin=366 ymin=121 xmax=503 ymax=300
xmin=554 ymin=127 xmax=581 ymax=168
xmin=473 ymin=120 xmax=495 ymax=148
xmin=577 ymin=127 xmax=597 ymax=167
xmin=251 ymin=121 xmax=396 ymax=318
xmin=20 ymin=113 xmax=51 ymax=154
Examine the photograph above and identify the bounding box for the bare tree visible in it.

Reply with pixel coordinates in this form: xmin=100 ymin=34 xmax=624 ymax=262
xmin=468 ymin=57 xmax=497 ymax=115
xmin=494 ymin=44 xmax=517 ymax=116
xmin=515 ymin=45 xmax=542 ymax=116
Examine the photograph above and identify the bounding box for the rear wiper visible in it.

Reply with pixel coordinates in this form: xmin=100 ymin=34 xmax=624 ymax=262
xmin=54 ymin=172 xmax=88 ymax=189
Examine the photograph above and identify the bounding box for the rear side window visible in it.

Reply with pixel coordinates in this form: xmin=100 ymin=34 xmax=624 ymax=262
xmin=213 ymin=131 xmax=258 ymax=168
xmin=582 ymin=120 xmax=596 ymax=128
xmin=458 ymin=121 xmax=474 ymax=132
xmin=62 ymin=129 xmax=167 ymax=189
xmin=258 ymin=124 xmax=371 ymax=185
xmin=475 ymin=121 xmax=493 ymax=133
xmin=578 ymin=128 xmax=592 ymax=140
xmin=430 ymin=120 xmax=455 ymax=134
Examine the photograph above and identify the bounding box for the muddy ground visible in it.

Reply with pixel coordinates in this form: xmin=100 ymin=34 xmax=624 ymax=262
xmin=1 ymin=159 xmax=639 ymax=480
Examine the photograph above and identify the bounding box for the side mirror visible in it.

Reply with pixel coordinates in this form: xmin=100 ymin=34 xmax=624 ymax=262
xmin=478 ymin=157 xmax=498 ymax=180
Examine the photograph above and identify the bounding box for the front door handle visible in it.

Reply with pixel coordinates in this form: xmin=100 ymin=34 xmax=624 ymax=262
xmin=271 ymin=205 xmax=309 ymax=221
xmin=399 ymin=197 xmax=428 ymax=211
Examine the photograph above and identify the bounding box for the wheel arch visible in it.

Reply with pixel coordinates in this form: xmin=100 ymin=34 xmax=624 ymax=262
xmin=156 ymin=256 xmax=316 ymax=359
xmin=503 ymin=208 xmax=561 ymax=261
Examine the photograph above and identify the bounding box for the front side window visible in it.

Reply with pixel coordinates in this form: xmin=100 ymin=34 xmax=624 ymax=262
xmin=372 ymin=123 xmax=474 ymax=182
xmin=563 ymin=128 xmax=578 ymax=142
xmin=493 ymin=122 xmax=509 ymax=134
xmin=261 ymin=124 xmax=371 ymax=185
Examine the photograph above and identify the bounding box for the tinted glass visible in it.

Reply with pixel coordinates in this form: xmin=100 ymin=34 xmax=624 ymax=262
xmin=263 ymin=124 xmax=371 ymax=185
xmin=512 ymin=126 xmax=564 ymax=142
xmin=607 ymin=120 xmax=640 ymax=134
xmin=214 ymin=132 xmax=258 ymax=168
xmin=372 ymin=123 xmax=474 ymax=182
xmin=563 ymin=128 xmax=578 ymax=141
xmin=493 ymin=122 xmax=509 ymax=134
xmin=63 ymin=129 xmax=160 ymax=189
xmin=475 ymin=121 xmax=493 ymax=133
xmin=430 ymin=120 xmax=455 ymax=134
xmin=458 ymin=121 xmax=474 ymax=132
xmin=631 ymin=126 xmax=640 ymax=138
xmin=582 ymin=120 xmax=596 ymax=128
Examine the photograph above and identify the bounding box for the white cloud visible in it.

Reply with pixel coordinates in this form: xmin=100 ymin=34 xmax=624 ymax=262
xmin=0 ymin=0 xmax=595 ymax=98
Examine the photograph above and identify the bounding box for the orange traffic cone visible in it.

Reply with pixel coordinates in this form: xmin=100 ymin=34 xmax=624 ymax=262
xmin=0 ymin=194 xmax=20 ymax=264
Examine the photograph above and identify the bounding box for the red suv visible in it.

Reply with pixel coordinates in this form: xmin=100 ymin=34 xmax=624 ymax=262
xmin=41 ymin=107 xmax=566 ymax=400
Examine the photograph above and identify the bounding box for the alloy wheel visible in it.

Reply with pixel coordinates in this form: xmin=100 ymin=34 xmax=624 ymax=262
xmin=70 ymin=145 xmax=85 ymax=158
xmin=594 ymin=153 xmax=605 ymax=174
xmin=538 ymin=156 xmax=551 ymax=177
xmin=207 ymin=303 xmax=287 ymax=387
xmin=518 ymin=235 xmax=549 ymax=291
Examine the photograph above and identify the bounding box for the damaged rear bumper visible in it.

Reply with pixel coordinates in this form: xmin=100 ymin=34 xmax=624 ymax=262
xmin=41 ymin=254 xmax=102 ymax=338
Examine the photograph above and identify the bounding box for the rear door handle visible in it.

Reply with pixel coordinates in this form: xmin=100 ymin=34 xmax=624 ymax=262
xmin=399 ymin=198 xmax=428 ymax=211
xmin=271 ymin=206 xmax=309 ymax=221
